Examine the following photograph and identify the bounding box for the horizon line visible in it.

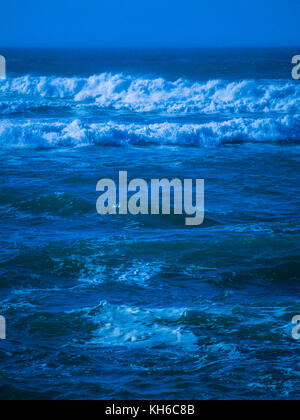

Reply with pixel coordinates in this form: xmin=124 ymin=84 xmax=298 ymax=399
xmin=1 ymin=45 xmax=300 ymax=51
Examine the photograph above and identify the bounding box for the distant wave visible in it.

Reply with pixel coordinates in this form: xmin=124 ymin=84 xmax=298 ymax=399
xmin=0 ymin=73 xmax=299 ymax=115
xmin=0 ymin=117 xmax=299 ymax=149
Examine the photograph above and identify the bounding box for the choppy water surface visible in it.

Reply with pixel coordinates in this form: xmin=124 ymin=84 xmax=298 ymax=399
xmin=0 ymin=49 xmax=299 ymax=400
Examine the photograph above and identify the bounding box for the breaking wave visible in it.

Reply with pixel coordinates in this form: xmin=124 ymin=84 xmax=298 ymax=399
xmin=1 ymin=73 xmax=299 ymax=115
xmin=1 ymin=117 xmax=299 ymax=149
xmin=0 ymin=117 xmax=299 ymax=149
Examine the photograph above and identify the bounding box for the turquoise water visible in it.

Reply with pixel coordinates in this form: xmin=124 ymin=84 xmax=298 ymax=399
xmin=0 ymin=49 xmax=300 ymax=400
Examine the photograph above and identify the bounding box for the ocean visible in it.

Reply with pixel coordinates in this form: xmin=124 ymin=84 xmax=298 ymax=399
xmin=0 ymin=48 xmax=299 ymax=400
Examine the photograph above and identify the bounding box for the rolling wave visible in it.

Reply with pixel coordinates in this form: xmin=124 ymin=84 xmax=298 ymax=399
xmin=0 ymin=117 xmax=298 ymax=149
xmin=0 ymin=73 xmax=299 ymax=115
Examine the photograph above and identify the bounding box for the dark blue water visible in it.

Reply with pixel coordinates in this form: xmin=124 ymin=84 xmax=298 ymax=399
xmin=0 ymin=49 xmax=300 ymax=400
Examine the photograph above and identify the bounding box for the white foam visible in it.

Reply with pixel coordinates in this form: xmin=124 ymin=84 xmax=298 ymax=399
xmin=0 ymin=117 xmax=298 ymax=149
xmin=1 ymin=74 xmax=299 ymax=115
xmin=80 ymin=301 xmax=197 ymax=348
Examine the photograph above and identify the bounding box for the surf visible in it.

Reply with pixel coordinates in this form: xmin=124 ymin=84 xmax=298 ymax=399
xmin=0 ymin=73 xmax=299 ymax=115
xmin=0 ymin=117 xmax=299 ymax=149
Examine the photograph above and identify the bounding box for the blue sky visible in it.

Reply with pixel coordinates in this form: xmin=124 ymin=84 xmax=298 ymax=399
xmin=0 ymin=0 xmax=299 ymax=48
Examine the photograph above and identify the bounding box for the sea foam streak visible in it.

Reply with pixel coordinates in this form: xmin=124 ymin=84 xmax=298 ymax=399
xmin=0 ymin=117 xmax=299 ymax=149
xmin=0 ymin=73 xmax=299 ymax=115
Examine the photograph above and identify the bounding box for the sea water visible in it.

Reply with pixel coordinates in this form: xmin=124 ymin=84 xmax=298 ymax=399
xmin=0 ymin=48 xmax=299 ymax=400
